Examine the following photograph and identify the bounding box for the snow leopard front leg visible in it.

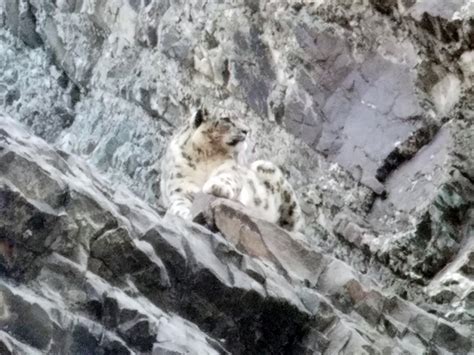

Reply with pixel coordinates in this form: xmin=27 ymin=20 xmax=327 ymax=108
xmin=167 ymin=196 xmax=194 ymax=220
xmin=202 ymin=164 xmax=242 ymax=200
xmin=165 ymin=181 xmax=200 ymax=220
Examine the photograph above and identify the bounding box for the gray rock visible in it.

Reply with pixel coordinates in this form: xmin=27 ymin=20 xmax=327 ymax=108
xmin=3 ymin=0 xmax=43 ymax=48
xmin=0 ymin=284 xmax=53 ymax=350
xmin=2 ymin=117 xmax=471 ymax=353
xmin=0 ymin=0 xmax=473 ymax=351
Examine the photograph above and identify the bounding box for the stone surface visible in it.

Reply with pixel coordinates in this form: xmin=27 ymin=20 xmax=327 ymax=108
xmin=0 ymin=0 xmax=473 ymax=352
xmin=1 ymin=118 xmax=472 ymax=353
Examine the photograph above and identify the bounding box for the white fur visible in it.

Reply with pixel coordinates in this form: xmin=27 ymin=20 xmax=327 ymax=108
xmin=160 ymin=110 xmax=303 ymax=231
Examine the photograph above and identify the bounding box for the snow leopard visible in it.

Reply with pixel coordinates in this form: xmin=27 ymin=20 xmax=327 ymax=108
xmin=160 ymin=108 xmax=303 ymax=232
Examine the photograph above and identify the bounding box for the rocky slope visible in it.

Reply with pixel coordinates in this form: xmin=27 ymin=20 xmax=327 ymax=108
xmin=0 ymin=0 xmax=473 ymax=353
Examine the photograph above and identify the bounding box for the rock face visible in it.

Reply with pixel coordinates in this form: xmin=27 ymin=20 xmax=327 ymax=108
xmin=1 ymin=117 xmax=472 ymax=354
xmin=0 ymin=0 xmax=473 ymax=353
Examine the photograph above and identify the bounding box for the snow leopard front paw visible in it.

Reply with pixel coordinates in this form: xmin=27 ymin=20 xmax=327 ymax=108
xmin=203 ymin=179 xmax=236 ymax=200
xmin=168 ymin=204 xmax=193 ymax=220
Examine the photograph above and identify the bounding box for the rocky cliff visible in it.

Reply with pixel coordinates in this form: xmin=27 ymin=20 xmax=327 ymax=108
xmin=0 ymin=0 xmax=473 ymax=354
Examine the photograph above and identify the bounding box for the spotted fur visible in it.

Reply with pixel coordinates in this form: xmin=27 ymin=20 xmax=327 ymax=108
xmin=160 ymin=108 xmax=304 ymax=232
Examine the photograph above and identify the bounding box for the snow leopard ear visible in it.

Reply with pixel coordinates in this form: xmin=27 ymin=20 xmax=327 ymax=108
xmin=193 ymin=108 xmax=208 ymax=128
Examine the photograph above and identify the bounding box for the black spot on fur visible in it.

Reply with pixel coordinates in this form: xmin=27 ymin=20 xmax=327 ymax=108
xmin=174 ymin=188 xmax=183 ymax=193
xmin=182 ymin=152 xmax=193 ymax=161
xmin=176 ymin=173 xmax=183 ymax=178
xmin=263 ymin=181 xmax=275 ymax=193
xmin=194 ymin=109 xmax=205 ymax=128
xmin=254 ymin=197 xmax=262 ymax=206
xmin=257 ymin=165 xmax=276 ymax=174
xmin=185 ymin=192 xmax=195 ymax=202
xmin=278 ymin=216 xmax=294 ymax=230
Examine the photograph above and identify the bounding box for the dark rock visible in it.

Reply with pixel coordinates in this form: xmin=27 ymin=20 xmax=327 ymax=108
xmin=18 ymin=1 xmax=43 ymax=48
xmin=0 ymin=284 xmax=53 ymax=350
xmin=53 ymin=106 xmax=75 ymax=129
xmin=0 ymin=339 xmax=12 ymax=355
xmin=369 ymin=0 xmax=398 ymax=15
xmin=375 ymin=123 xmax=439 ymax=183
xmin=460 ymin=252 xmax=474 ymax=275
xmin=433 ymin=322 xmax=472 ymax=354
xmin=118 ymin=318 xmax=156 ymax=352
xmin=57 ymin=71 xmax=69 ymax=89
xmin=431 ymin=290 xmax=458 ymax=304
xmin=147 ymin=26 xmax=158 ymax=47
xmin=244 ymin=0 xmax=259 ymax=14
xmin=3 ymin=0 xmax=43 ymax=48
xmin=5 ymin=89 xmax=20 ymax=106
xmin=69 ymin=324 xmax=100 ymax=355
xmin=230 ymin=26 xmax=275 ymax=117
xmin=90 ymin=227 xmax=171 ymax=290
xmin=101 ymin=339 xmax=132 ymax=355
xmin=233 ymin=61 xmax=271 ymax=118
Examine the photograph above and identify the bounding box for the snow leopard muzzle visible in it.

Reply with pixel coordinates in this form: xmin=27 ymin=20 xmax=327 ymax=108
xmin=227 ymin=135 xmax=246 ymax=146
